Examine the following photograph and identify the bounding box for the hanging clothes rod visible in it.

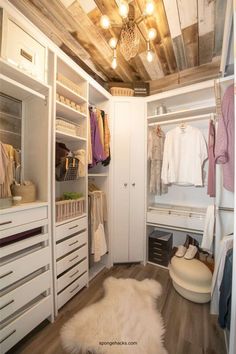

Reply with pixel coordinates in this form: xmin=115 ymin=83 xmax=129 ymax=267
xmin=218 ymin=206 xmax=234 ymax=212
xmin=148 ymin=113 xmax=216 ymax=126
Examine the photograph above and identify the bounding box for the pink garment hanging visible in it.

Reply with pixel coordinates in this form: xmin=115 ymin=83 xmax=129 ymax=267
xmin=207 ymin=120 xmax=216 ymax=197
xmin=215 ymin=84 xmax=234 ymax=192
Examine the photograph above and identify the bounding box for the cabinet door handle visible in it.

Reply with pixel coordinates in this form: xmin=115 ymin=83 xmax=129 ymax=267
xmin=69 ymin=255 xmax=79 ymax=263
xmin=124 ymin=183 xmax=128 ymax=187
xmin=68 ymin=225 xmax=78 ymax=230
xmin=70 ymin=284 xmax=80 ymax=294
xmin=0 ymin=221 xmax=12 ymax=226
xmin=69 ymin=241 xmax=79 ymax=247
xmin=0 ymin=271 xmax=13 ymax=279
xmin=132 ymin=183 xmax=135 ymax=186
xmin=0 ymin=299 xmax=14 ymax=311
xmin=0 ymin=330 xmax=16 ymax=344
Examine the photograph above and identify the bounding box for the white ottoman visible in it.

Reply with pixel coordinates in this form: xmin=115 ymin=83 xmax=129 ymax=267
xmin=169 ymin=256 xmax=212 ymax=303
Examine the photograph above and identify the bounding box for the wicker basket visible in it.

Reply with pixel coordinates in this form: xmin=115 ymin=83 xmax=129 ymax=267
xmin=11 ymin=183 xmax=36 ymax=203
xmin=110 ymin=87 xmax=134 ymax=96
xmin=56 ymin=197 xmax=85 ymax=222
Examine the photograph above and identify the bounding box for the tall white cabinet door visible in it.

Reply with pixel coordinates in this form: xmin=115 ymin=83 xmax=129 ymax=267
xmin=112 ymin=99 xmax=145 ymax=263
xmin=113 ymin=101 xmax=131 ymax=262
xmin=129 ymin=100 xmax=145 ymax=261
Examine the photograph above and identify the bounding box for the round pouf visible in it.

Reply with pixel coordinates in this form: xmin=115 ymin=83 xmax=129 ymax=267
xmin=169 ymin=256 xmax=212 ymax=303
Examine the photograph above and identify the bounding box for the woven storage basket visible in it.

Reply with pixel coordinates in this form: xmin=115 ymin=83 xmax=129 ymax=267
xmin=110 ymin=87 xmax=134 ymax=96
xmin=56 ymin=198 xmax=85 ymax=222
xmin=11 ymin=183 xmax=36 ymax=203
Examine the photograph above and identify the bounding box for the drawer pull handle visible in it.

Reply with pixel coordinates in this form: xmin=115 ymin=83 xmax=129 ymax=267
xmin=153 ymin=242 xmax=162 ymax=246
xmin=0 ymin=221 xmax=12 ymax=226
xmin=20 ymin=49 xmax=33 ymax=62
xmin=0 ymin=330 xmax=16 ymax=344
xmin=69 ymin=255 xmax=79 ymax=262
xmin=153 ymin=246 xmax=162 ymax=251
xmin=70 ymin=270 xmax=79 ymax=278
xmin=70 ymin=284 xmax=80 ymax=294
xmin=69 ymin=225 xmax=78 ymax=230
xmin=69 ymin=241 xmax=79 ymax=247
xmin=0 ymin=299 xmax=14 ymax=311
xmin=0 ymin=271 xmax=13 ymax=279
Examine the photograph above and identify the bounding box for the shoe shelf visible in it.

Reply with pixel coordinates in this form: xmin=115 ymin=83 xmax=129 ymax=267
xmin=147 ymin=203 xmax=206 ymax=232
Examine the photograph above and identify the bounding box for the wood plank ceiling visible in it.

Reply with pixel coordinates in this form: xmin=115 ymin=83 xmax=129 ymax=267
xmin=9 ymin=0 xmax=227 ymax=93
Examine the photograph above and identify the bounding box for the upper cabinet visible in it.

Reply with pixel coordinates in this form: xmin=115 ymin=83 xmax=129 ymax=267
xmin=0 ymin=8 xmax=47 ymax=84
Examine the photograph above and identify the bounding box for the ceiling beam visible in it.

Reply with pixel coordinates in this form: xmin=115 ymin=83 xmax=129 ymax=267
xmin=198 ymin=0 xmax=215 ymax=65
xmin=149 ymin=58 xmax=221 ymax=94
xmin=162 ymin=0 xmax=188 ymax=71
xmin=177 ymin=0 xmax=199 ymax=68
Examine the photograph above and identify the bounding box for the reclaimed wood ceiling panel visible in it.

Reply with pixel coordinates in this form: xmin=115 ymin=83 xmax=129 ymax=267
xmin=9 ymin=0 xmax=226 ymax=91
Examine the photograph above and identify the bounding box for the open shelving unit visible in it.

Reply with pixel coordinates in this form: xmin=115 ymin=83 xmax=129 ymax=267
xmin=88 ymin=82 xmax=112 ymax=280
xmin=50 ymin=52 xmax=89 ymax=315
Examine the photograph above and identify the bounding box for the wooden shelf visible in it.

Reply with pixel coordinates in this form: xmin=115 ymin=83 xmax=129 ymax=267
xmin=56 ymin=130 xmax=86 ymax=143
xmin=0 ymin=58 xmax=49 ymax=94
xmin=147 ymin=105 xmax=215 ymax=124
xmin=56 ymin=81 xmax=87 ymax=105
xmin=56 ymin=101 xmax=87 ymax=122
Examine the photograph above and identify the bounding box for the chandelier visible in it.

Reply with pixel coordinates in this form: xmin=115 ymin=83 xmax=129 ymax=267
xmin=100 ymin=0 xmax=157 ymax=69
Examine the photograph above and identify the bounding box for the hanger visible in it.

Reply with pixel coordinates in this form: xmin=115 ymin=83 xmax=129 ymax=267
xmin=155 ymin=124 xmax=162 ymax=137
xmin=88 ymin=182 xmax=100 ymax=192
xmin=179 ymin=121 xmax=187 ymax=132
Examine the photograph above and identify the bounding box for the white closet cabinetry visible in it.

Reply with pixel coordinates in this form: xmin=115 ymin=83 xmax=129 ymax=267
xmin=112 ymin=99 xmax=145 ymax=263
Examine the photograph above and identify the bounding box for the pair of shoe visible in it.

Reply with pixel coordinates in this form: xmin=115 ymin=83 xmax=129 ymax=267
xmin=175 ymin=235 xmax=199 ymax=260
xmin=175 ymin=244 xmax=198 ymax=260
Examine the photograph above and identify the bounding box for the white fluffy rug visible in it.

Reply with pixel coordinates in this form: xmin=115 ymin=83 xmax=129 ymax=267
xmin=61 ymin=277 xmax=168 ymax=354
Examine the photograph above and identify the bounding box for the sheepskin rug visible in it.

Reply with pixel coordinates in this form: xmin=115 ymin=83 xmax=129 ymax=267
xmin=61 ymin=277 xmax=168 ymax=354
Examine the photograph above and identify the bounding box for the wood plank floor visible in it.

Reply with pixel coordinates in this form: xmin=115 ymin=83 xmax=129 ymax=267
xmin=8 ymin=264 xmax=226 ymax=354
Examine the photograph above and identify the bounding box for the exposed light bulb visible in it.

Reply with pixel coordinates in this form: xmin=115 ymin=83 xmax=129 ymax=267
xmin=145 ymin=1 xmax=154 ymax=16
xmin=148 ymin=28 xmax=157 ymax=41
xmin=119 ymin=2 xmax=129 ymax=18
xmin=111 ymin=57 xmax=117 ymax=69
xmin=100 ymin=15 xmax=110 ymax=29
xmin=147 ymin=50 xmax=154 ymax=62
xmin=109 ymin=37 xmax=117 ymax=49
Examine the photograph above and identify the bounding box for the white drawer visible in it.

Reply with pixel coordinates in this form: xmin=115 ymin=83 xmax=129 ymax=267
xmin=57 ymin=259 xmax=87 ymax=293
xmin=1 ymin=233 xmax=49 ymax=258
xmin=56 ymin=231 xmax=87 ymax=259
xmin=57 ymin=272 xmax=87 ymax=310
xmin=0 ymin=246 xmax=50 ymax=290
xmin=0 ymin=271 xmax=50 ymax=322
xmin=56 ymin=245 xmax=87 ymax=276
xmin=56 ymin=217 xmax=87 ymax=242
xmin=5 ymin=19 xmax=46 ymax=82
xmin=146 ymin=211 xmax=205 ymax=231
xmin=0 ymin=206 xmax=48 ymax=233
xmin=0 ymin=296 xmax=51 ymax=353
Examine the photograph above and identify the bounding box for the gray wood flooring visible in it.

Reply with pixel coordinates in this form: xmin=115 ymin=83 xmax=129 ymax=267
xmin=8 ymin=264 xmax=226 ymax=354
